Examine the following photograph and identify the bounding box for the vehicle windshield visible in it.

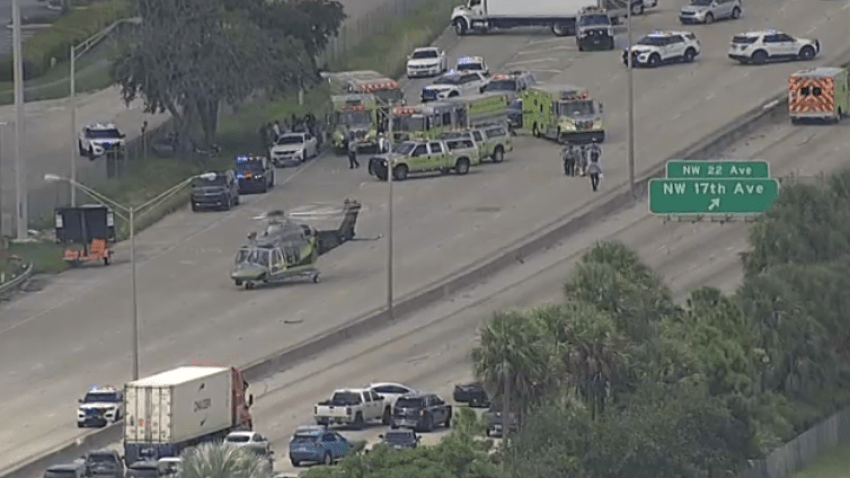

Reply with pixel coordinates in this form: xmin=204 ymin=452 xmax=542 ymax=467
xmin=291 ymin=434 xmax=318 ymax=444
xmin=732 ymin=35 xmax=758 ymax=44
xmin=434 ymin=76 xmax=461 ymax=85
xmin=412 ymin=50 xmax=438 ymax=59
xmin=393 ymin=142 xmax=418 ymax=155
xmin=579 ymin=14 xmax=609 ymax=26
xmin=276 ymin=135 xmax=304 ymax=145
xmin=45 ymin=471 xmax=77 ymax=478
xmin=395 ymin=116 xmax=426 ymax=132
xmin=384 ymin=431 xmax=414 ymax=444
xmin=637 ymin=36 xmax=667 ymax=46
xmin=330 ymin=391 xmax=362 ymax=405
xmin=483 ymin=79 xmax=516 ymax=92
xmin=235 ymin=248 xmax=271 ymax=267
xmin=83 ymin=392 xmax=120 ymax=403
xmin=336 ymin=111 xmax=370 ymax=125
xmin=225 ymin=435 xmax=250 ymax=443
xmin=457 ymin=62 xmax=483 ymax=72
xmin=395 ymin=397 xmax=425 ymax=408
xmin=85 ymin=128 xmax=122 ymax=139
xmin=560 ymin=100 xmax=596 ymax=117
xmin=235 ymin=161 xmax=263 ymax=172
xmin=87 ymin=455 xmax=115 ymax=464
xmin=373 ymin=89 xmax=402 ymax=103
xmin=690 ymin=0 xmax=712 ymax=5
xmin=194 ymin=175 xmax=226 ymax=186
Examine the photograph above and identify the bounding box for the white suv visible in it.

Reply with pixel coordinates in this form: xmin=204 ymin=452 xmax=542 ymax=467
xmin=79 ymin=122 xmax=125 ymax=158
xmin=77 ymin=386 xmax=123 ymax=427
xmin=406 ymin=47 xmax=447 ymax=78
xmin=623 ymin=31 xmax=700 ymax=67
xmin=454 ymin=56 xmax=489 ymax=75
xmin=679 ymin=0 xmax=742 ymax=24
xmin=728 ymin=30 xmax=820 ymax=64
xmin=421 ymin=71 xmax=489 ymax=102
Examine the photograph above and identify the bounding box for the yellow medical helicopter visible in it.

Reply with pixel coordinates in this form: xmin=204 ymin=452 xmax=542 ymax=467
xmin=230 ymin=199 xmax=361 ymax=289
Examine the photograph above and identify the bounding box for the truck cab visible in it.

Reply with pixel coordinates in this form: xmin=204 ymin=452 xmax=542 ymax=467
xmin=442 ymin=124 xmax=512 ymax=163
xmin=314 ymin=388 xmax=390 ymax=427
xmin=522 ymin=85 xmax=605 ymax=143
xmin=83 ymin=449 xmax=125 ymax=478
xmin=576 ymin=7 xmax=615 ymax=51
xmin=371 ymin=139 xmax=479 ymax=181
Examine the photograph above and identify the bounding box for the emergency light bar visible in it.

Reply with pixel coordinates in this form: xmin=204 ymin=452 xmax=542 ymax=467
xmin=492 ymin=73 xmax=510 ymax=80
xmin=353 ymin=81 xmax=399 ymax=92
xmin=343 ymin=104 xmax=366 ymax=111
xmin=392 ymin=106 xmax=420 ymax=115
xmin=560 ymin=90 xmax=589 ymax=100
xmin=457 ymin=56 xmax=481 ymax=64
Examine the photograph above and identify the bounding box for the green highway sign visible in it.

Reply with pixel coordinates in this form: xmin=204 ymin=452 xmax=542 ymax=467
xmin=666 ymin=160 xmax=770 ymax=179
xmin=648 ymin=178 xmax=779 ymax=215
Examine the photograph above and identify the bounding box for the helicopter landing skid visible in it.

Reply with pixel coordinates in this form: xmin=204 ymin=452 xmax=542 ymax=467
xmin=237 ymin=269 xmax=320 ymax=290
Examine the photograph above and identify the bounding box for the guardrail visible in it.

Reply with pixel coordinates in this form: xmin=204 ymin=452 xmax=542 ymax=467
xmin=0 ymin=261 xmax=33 ymax=299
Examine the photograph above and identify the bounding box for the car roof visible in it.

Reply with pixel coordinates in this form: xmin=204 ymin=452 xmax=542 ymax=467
xmin=668 ymin=31 xmax=696 ymax=37
xmin=47 ymin=464 xmax=82 ymax=471
xmin=226 ymin=431 xmax=254 ymax=437
xmin=738 ymin=29 xmax=785 ymax=37
xmin=85 ymin=122 xmax=119 ymax=130
xmin=370 ymin=382 xmax=412 ymax=389
xmin=294 ymin=425 xmax=328 ymax=435
xmin=457 ymin=56 xmax=484 ymax=64
xmin=129 ymin=462 xmax=159 ymax=469
xmin=399 ymin=391 xmax=429 ymax=399
xmin=87 ymin=449 xmax=117 ymax=456
xmin=414 ymin=47 xmax=439 ymax=52
xmin=85 ymin=386 xmax=119 ymax=393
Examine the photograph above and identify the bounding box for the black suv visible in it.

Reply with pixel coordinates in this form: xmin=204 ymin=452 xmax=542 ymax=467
xmin=190 ymin=170 xmax=239 ymax=212
xmin=235 ymin=154 xmax=275 ymax=194
xmin=83 ymin=449 xmax=125 ymax=478
xmin=391 ymin=393 xmax=452 ymax=432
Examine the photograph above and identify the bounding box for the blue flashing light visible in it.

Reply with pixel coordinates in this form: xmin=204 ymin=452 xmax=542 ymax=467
xmin=457 ymin=56 xmax=477 ymax=64
xmin=446 ymin=69 xmax=459 ymax=76
xmin=235 ymin=155 xmax=250 ymax=162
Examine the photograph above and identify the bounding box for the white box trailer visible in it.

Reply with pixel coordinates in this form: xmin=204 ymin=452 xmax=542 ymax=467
xmin=451 ymin=0 xmax=641 ymax=36
xmin=123 ymin=366 xmax=253 ymax=464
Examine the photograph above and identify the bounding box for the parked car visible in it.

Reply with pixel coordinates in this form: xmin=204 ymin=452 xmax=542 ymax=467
xmin=83 ymin=449 xmax=125 ymax=478
xmin=406 ymin=47 xmax=447 ymax=78
xmin=189 ymin=171 xmax=239 ymax=212
xmin=224 ymin=431 xmax=272 ymax=456
xmin=288 ymin=425 xmax=352 ymax=467
xmin=366 ymin=429 xmax=420 ymax=452
xmin=43 ymin=461 xmax=87 ymax=478
xmin=453 ymin=381 xmax=490 ymax=407
xmin=391 ymin=393 xmax=452 ymax=432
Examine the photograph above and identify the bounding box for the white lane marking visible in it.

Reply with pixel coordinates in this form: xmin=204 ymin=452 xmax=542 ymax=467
xmin=705 ymin=93 xmax=715 ymax=100
xmin=806 ymin=25 xmax=818 ymax=34
xmin=0 ymin=158 xmax=320 ymax=337
xmin=524 ymin=38 xmax=568 ymax=47
xmin=516 ymin=45 xmax=573 ymax=55
xmin=504 ymin=57 xmax=558 ymax=66
xmin=843 ymin=2 xmax=850 ymax=9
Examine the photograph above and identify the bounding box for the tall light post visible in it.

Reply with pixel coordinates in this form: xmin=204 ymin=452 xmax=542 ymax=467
xmin=626 ymin=1 xmax=636 ymax=199
xmin=385 ymin=103 xmax=395 ymax=320
xmin=44 ymin=172 xmax=213 ymax=380
xmin=0 ymin=121 xmax=8 ymax=240
xmin=12 ymin=0 xmax=26 ymax=239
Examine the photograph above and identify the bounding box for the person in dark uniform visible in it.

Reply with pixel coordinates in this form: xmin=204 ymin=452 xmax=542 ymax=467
xmin=561 ymin=142 xmax=576 ymax=176
xmin=347 ymin=134 xmax=359 ymax=168
xmin=587 ymin=155 xmax=602 ymax=191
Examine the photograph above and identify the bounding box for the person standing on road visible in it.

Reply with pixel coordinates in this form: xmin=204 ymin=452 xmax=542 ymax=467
xmin=587 ymin=156 xmax=602 ymax=191
xmin=378 ymin=133 xmax=390 ymax=153
xmin=561 ymin=142 xmax=576 ymax=176
xmin=347 ymin=134 xmax=360 ymax=169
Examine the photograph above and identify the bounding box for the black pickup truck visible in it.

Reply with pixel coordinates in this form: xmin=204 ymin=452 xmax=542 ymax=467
xmin=391 ymin=393 xmax=452 ymax=432
xmin=453 ymin=381 xmax=490 ymax=407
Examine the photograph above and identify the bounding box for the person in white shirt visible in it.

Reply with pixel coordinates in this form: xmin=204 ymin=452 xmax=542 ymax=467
xmin=272 ymin=120 xmax=281 ymax=139
xmin=378 ymin=133 xmax=390 ymax=153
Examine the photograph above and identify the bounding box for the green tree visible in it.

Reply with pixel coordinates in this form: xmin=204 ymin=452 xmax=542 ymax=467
xmin=471 ymin=310 xmax=549 ymax=421
xmin=113 ymin=0 xmax=344 ymax=144
xmin=181 ymin=443 xmax=272 ymax=478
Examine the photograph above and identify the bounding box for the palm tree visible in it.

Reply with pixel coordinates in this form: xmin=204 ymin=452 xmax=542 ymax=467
xmin=471 ymin=310 xmax=548 ymax=427
xmin=181 ymin=443 xmax=273 ymax=478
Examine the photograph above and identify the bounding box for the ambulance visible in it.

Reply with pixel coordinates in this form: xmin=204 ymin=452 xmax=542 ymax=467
xmin=442 ymin=92 xmax=510 ymax=129
xmin=330 ymin=94 xmax=379 ymax=153
xmin=788 ymin=67 xmax=849 ymax=124
xmin=390 ymin=103 xmax=457 ymax=141
xmin=322 ymin=70 xmax=403 ymax=103
xmin=521 ymin=84 xmax=605 ymax=143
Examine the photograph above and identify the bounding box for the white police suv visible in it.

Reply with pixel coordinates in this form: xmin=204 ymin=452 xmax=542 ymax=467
xmin=421 ymin=70 xmax=489 ymax=102
xmin=79 ymin=122 xmax=126 ymax=158
xmin=77 ymin=386 xmax=123 ymax=428
xmin=623 ymin=31 xmax=700 ymax=67
xmin=454 ymin=56 xmax=489 ymax=76
xmin=728 ymin=30 xmax=820 ymax=64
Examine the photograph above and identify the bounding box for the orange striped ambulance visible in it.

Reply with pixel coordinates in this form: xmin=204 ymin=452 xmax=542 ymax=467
xmin=788 ymin=67 xmax=849 ymax=124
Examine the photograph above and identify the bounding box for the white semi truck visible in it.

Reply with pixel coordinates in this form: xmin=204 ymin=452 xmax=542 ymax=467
xmin=123 ymin=365 xmax=254 ymax=465
xmin=451 ymin=0 xmax=645 ymax=36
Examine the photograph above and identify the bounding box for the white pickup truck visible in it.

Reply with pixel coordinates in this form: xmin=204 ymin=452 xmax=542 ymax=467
xmin=314 ymin=388 xmax=390 ymax=428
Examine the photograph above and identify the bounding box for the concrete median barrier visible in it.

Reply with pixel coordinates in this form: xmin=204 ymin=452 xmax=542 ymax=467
xmin=8 ymin=49 xmax=850 ymax=478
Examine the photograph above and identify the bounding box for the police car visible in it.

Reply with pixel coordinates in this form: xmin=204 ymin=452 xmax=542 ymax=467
xmin=454 ymin=56 xmax=489 ymax=75
xmin=77 ymin=386 xmax=123 ymax=427
xmin=623 ymin=31 xmax=700 ymax=67
xmin=235 ymin=154 xmax=275 ymax=193
xmin=728 ymin=30 xmax=819 ymax=64
xmin=78 ymin=122 xmax=126 ymax=158
xmin=421 ymin=70 xmax=489 ymax=102
xmin=406 ymin=47 xmax=447 ymax=78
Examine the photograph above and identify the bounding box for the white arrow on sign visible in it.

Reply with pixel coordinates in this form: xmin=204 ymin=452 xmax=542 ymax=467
xmin=708 ymin=198 xmax=720 ymax=211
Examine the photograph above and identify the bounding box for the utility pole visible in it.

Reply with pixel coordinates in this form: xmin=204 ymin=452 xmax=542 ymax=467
xmin=626 ymin=2 xmax=636 ymax=199
xmin=69 ymin=45 xmax=77 ymax=206
xmin=386 ymin=103 xmax=394 ymax=320
xmin=12 ymin=0 xmax=26 ymax=239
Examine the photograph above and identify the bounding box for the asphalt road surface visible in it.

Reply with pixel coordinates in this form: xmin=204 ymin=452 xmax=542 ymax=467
xmin=1 ymin=0 xmax=848 ymax=471
xmin=259 ymin=116 xmax=850 ymax=476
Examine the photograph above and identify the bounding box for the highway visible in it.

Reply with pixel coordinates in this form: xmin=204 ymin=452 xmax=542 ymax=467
xmin=259 ymin=115 xmax=850 ymax=475
xmin=1 ymin=0 xmax=847 ymax=471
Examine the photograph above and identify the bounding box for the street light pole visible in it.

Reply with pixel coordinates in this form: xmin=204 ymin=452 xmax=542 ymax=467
xmin=626 ymin=2 xmax=636 ymax=199
xmin=386 ymin=104 xmax=394 ymax=320
xmin=44 ymin=172 xmax=207 ymax=380
xmin=70 ymin=46 xmax=77 ymax=206
xmin=12 ymin=0 xmax=26 ymax=239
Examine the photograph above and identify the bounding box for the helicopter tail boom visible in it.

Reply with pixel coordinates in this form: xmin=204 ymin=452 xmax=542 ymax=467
xmin=316 ymin=199 xmax=361 ymax=255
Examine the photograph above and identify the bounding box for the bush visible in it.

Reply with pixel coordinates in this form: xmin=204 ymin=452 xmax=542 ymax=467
xmin=0 ymin=0 xmax=133 ymax=81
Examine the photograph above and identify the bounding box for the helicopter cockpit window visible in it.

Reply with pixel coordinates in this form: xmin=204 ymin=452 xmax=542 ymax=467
xmin=235 ymin=248 xmax=270 ymax=267
xmin=282 ymin=246 xmax=300 ymax=264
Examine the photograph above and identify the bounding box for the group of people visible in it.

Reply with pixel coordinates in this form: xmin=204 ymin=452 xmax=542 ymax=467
xmin=346 ymin=132 xmax=391 ymax=169
xmin=259 ymin=113 xmax=324 ymax=149
xmin=561 ymin=141 xmax=603 ymax=191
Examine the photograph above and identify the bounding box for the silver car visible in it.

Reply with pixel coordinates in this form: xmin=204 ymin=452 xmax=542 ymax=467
xmin=224 ymin=431 xmax=272 ymax=456
xmin=679 ymin=0 xmax=741 ymax=24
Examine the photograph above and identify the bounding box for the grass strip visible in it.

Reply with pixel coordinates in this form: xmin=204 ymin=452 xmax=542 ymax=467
xmin=785 ymin=443 xmax=850 ymax=478
xmin=18 ymin=0 xmax=455 ymax=275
